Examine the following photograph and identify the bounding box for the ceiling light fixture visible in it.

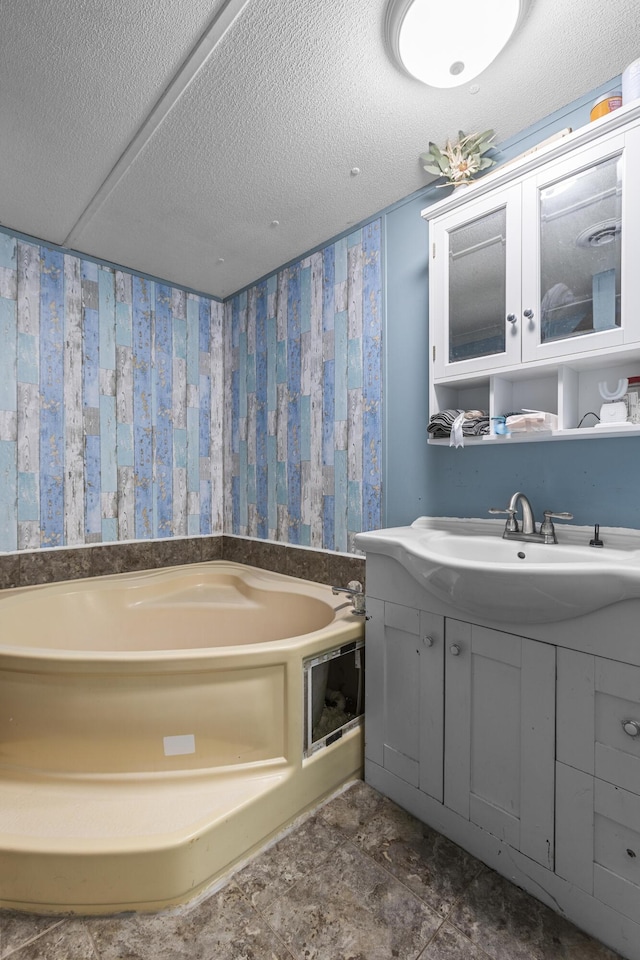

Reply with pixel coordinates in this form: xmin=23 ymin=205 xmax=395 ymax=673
xmin=385 ymin=0 xmax=528 ymax=88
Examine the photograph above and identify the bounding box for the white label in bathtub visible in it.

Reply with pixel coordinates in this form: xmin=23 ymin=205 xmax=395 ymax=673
xmin=163 ymin=734 xmax=196 ymax=756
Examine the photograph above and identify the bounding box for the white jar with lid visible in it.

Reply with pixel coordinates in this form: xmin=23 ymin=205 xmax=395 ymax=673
xmin=626 ymin=376 xmax=640 ymax=423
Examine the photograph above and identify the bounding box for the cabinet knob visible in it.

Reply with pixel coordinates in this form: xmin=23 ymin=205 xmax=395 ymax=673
xmin=422 ymin=636 xmax=434 ymax=647
xmin=523 ymin=308 xmax=534 ymax=320
xmin=507 ymin=313 xmax=517 ymax=324
xmin=450 ymin=644 xmax=461 ymax=656
xmin=622 ymin=719 xmax=640 ymax=737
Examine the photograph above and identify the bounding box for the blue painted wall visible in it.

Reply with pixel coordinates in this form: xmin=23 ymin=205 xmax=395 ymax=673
xmin=383 ymin=77 xmax=640 ymax=531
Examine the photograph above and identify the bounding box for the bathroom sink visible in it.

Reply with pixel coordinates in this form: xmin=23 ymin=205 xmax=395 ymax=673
xmin=422 ymin=533 xmax=611 ymax=566
xmin=356 ymin=518 xmax=640 ymax=624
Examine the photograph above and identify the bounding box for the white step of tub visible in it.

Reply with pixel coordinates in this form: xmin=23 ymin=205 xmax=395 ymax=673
xmin=0 ymin=727 xmax=362 ymax=914
xmin=0 ymin=766 xmax=293 ymax=914
xmin=0 ymin=768 xmax=286 ymax=847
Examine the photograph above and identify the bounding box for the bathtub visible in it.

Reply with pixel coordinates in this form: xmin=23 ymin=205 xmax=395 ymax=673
xmin=0 ymin=561 xmax=364 ymax=914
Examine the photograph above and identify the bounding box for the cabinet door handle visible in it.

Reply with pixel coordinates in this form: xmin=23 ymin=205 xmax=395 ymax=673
xmin=622 ymin=719 xmax=640 ymax=737
xmin=507 ymin=313 xmax=517 ymax=324
xmin=450 ymin=644 xmax=461 ymax=656
xmin=523 ymin=308 xmax=534 ymax=320
xmin=422 ymin=636 xmax=434 ymax=647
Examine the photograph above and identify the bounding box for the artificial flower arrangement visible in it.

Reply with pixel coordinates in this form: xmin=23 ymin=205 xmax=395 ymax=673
xmin=420 ymin=129 xmax=497 ymax=187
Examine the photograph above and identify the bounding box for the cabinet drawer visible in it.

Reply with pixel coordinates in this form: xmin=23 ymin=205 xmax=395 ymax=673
xmin=557 ymin=650 xmax=640 ymax=794
xmin=556 ymin=764 xmax=640 ymax=922
xmin=594 ymin=779 xmax=640 ymax=906
xmin=592 ymin=778 xmax=640 ymax=924
xmin=595 ymin=688 xmax=640 ymax=796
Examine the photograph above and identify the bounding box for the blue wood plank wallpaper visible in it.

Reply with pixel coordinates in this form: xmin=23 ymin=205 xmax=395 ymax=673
xmin=224 ymin=221 xmax=383 ymax=553
xmin=0 ymin=221 xmax=382 ymax=554
xmin=0 ymin=228 xmax=224 ymax=551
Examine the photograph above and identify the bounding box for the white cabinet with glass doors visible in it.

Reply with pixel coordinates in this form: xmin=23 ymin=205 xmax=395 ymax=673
xmin=424 ymin=103 xmax=640 ymax=442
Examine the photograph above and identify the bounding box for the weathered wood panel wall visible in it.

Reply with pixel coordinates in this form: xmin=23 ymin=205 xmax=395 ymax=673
xmin=224 ymin=221 xmax=383 ymax=553
xmin=0 ymin=219 xmax=382 ymax=554
xmin=0 ymin=229 xmax=224 ymax=551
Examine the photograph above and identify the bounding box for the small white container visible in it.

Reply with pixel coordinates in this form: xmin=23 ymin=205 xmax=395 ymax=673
xmin=625 ymin=376 xmax=640 ymax=423
xmin=505 ymin=411 xmax=558 ymax=433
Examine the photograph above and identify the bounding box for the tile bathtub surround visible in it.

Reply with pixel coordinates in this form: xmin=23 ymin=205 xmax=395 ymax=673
xmin=0 ymin=228 xmax=225 ymax=554
xmin=0 ymin=535 xmax=363 ymax=590
xmin=221 ymin=535 xmax=365 ymax=588
xmin=0 ymin=781 xmax=622 ymax=960
xmin=224 ymin=223 xmax=382 ymax=554
xmin=0 ymin=537 xmax=222 ymax=589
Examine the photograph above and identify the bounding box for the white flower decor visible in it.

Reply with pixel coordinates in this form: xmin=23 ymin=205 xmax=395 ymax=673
xmin=420 ymin=129 xmax=497 ymax=187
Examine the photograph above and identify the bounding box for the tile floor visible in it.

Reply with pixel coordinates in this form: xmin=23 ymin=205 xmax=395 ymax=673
xmin=0 ymin=780 xmax=624 ymax=960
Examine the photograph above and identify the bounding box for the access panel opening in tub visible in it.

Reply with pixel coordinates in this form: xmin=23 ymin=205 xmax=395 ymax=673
xmin=303 ymin=640 xmax=365 ymax=757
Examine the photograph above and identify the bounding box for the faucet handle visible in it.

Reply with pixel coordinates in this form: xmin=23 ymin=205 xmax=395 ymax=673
xmin=489 ymin=506 xmax=518 ymax=532
xmin=540 ymin=510 xmax=573 ymax=544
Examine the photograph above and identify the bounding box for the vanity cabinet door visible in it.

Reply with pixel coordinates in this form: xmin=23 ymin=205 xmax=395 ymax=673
xmin=365 ymin=598 xmax=444 ymax=801
xmin=556 ymin=764 xmax=640 ymax=923
xmin=557 ymin=649 xmax=640 ymax=793
xmin=444 ymin=620 xmax=556 ymax=869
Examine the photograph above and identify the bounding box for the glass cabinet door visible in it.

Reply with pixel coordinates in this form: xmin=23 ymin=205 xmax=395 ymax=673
xmin=432 ymin=185 xmax=522 ymax=378
xmin=540 ymin=155 xmax=621 ymax=344
xmin=448 ymin=207 xmax=507 ymax=362
xmin=522 ymin=135 xmax=627 ymax=362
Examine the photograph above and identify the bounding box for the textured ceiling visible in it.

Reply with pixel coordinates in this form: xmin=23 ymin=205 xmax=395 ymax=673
xmin=0 ymin=0 xmax=638 ymax=299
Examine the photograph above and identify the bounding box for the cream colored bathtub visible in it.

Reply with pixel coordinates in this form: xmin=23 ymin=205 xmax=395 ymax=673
xmin=0 ymin=561 xmax=364 ymax=914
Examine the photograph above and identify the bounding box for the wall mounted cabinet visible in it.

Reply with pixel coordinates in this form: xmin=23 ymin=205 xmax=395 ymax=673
xmin=424 ymin=102 xmax=640 ymax=443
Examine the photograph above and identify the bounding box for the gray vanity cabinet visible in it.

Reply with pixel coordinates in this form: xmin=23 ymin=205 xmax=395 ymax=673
xmin=360 ymin=541 xmax=640 ymax=958
xmin=365 ymin=601 xmax=556 ymax=869
xmin=444 ymin=619 xmax=556 ymax=870
xmin=556 ymin=648 xmax=640 ymax=922
xmin=365 ymin=597 xmax=444 ymax=802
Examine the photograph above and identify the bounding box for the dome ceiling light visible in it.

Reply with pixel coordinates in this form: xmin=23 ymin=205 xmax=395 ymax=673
xmin=385 ymin=0 xmax=529 ymax=88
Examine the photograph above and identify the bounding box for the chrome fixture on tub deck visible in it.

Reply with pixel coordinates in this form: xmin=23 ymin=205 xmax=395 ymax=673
xmin=490 ymin=491 xmax=573 ymax=544
xmin=331 ymin=580 xmax=366 ymax=616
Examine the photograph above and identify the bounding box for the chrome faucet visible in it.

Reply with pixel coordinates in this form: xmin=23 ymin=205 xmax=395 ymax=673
xmin=489 ymin=492 xmax=573 ymax=544
xmin=331 ymin=580 xmax=366 ymax=616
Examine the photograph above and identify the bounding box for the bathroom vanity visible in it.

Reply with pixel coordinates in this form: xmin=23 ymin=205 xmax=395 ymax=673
xmin=357 ymin=518 xmax=640 ymax=960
